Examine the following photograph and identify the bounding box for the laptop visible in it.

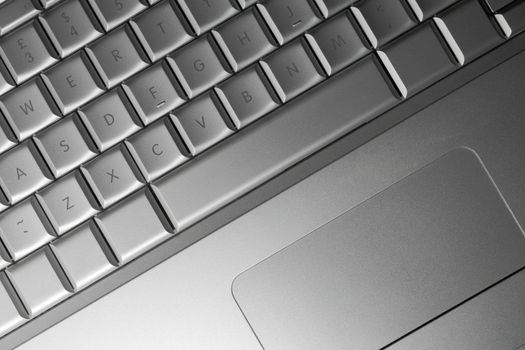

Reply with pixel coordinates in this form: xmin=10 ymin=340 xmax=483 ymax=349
xmin=0 ymin=0 xmax=524 ymax=348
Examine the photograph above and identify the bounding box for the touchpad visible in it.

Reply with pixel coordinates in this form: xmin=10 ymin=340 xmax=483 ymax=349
xmin=232 ymin=148 xmax=525 ymax=350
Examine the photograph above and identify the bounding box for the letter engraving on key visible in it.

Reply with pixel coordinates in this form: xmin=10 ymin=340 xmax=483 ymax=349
xmin=16 ymin=168 xmax=27 ymax=180
xmin=152 ymin=144 xmax=163 ymax=156
xmin=195 ymin=116 xmax=206 ymax=128
xmin=66 ymin=75 xmax=77 ymax=88
xmin=114 ymin=0 xmax=124 ymax=11
xmin=17 ymin=219 xmax=28 ymax=233
xmin=112 ymin=50 xmax=123 ymax=62
xmin=238 ymin=31 xmax=251 ymax=46
xmin=19 ymin=100 xmax=34 ymax=115
xmin=59 ymin=140 xmax=70 ymax=152
xmin=103 ymin=113 xmax=115 ymax=126
xmin=242 ymin=90 xmax=253 ymax=103
xmin=286 ymin=62 xmax=300 ymax=77
xmin=332 ymin=34 xmax=346 ymax=49
xmin=106 ymin=169 xmax=119 ymax=183
xmin=62 ymin=196 xmax=74 ymax=210
xmin=194 ymin=59 xmax=205 ymax=72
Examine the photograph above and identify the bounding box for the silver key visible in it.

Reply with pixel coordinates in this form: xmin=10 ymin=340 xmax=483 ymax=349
xmin=82 ymin=145 xmax=143 ymax=208
xmin=0 ymin=21 xmax=58 ymax=84
xmin=123 ymin=61 xmax=185 ymax=125
xmin=0 ymin=78 xmax=60 ymax=141
xmin=0 ymin=197 xmax=54 ymax=261
xmin=178 ymin=0 xmax=239 ymax=35
xmin=0 ymin=59 xmax=15 ymax=97
xmin=87 ymin=0 xmax=147 ymax=31
xmin=171 ymin=92 xmax=233 ymax=155
xmin=34 ymin=115 xmax=98 ymax=178
xmin=79 ymin=88 xmax=141 ymax=152
xmin=406 ymin=0 xmax=457 ymax=21
xmin=213 ymin=8 xmax=277 ymax=72
xmin=0 ymin=277 xmax=25 ymax=338
xmin=131 ymin=0 xmax=193 ymax=62
xmin=96 ymin=188 xmax=171 ymax=263
xmin=316 ymin=0 xmax=356 ymax=17
xmin=215 ymin=65 xmax=279 ymax=128
xmin=42 ymin=52 xmax=105 ymax=115
xmin=0 ymin=142 xmax=52 ymax=204
xmin=86 ymin=25 xmax=149 ymax=88
xmin=0 ymin=0 xmax=40 ymax=36
xmin=168 ymin=35 xmax=231 ymax=98
xmin=6 ymin=248 xmax=70 ymax=316
xmin=37 ymin=171 xmax=99 ymax=235
xmin=126 ymin=118 xmax=189 ymax=181
xmin=261 ymin=39 xmax=324 ymax=102
xmin=51 ymin=221 xmax=115 ymax=291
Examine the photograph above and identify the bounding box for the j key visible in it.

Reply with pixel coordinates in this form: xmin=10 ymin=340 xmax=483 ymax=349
xmin=0 ymin=78 xmax=60 ymax=141
xmin=79 ymin=88 xmax=141 ymax=152
xmin=126 ymin=118 xmax=189 ymax=181
xmin=0 ymin=0 xmax=40 ymax=36
xmin=168 ymin=35 xmax=230 ymax=98
xmin=171 ymin=92 xmax=233 ymax=155
xmin=306 ymin=11 xmax=370 ymax=75
xmin=42 ymin=52 xmax=105 ymax=115
xmin=123 ymin=61 xmax=185 ymax=125
xmin=0 ymin=277 xmax=25 ymax=337
xmin=0 ymin=54 xmax=15 ymax=97
xmin=88 ymin=0 xmax=147 ymax=31
xmin=260 ymin=39 xmax=324 ymax=102
xmin=0 ymin=21 xmax=58 ymax=84
xmin=41 ymin=0 xmax=103 ymax=58
xmin=257 ymin=0 xmax=322 ymax=44
xmin=407 ymin=0 xmax=457 ymax=21
xmin=215 ymin=66 xmax=280 ymax=128
xmin=0 ymin=197 xmax=54 ymax=261
xmin=178 ymin=0 xmax=239 ymax=35
xmin=82 ymin=145 xmax=143 ymax=208
xmin=351 ymin=0 xmax=417 ymax=48
xmin=35 ymin=115 xmax=98 ymax=178
xmin=37 ymin=171 xmax=99 ymax=235
xmin=131 ymin=0 xmax=193 ymax=62
xmin=213 ymin=8 xmax=277 ymax=72
xmin=87 ymin=25 xmax=149 ymax=88
xmin=316 ymin=0 xmax=357 ymax=17
xmin=495 ymin=0 xmax=525 ymax=38
xmin=0 ymin=142 xmax=52 ymax=204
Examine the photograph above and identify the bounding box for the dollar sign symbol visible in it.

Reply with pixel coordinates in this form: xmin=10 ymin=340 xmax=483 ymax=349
xmin=61 ymin=12 xmax=71 ymax=23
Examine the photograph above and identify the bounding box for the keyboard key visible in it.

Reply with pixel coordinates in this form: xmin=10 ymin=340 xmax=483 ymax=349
xmin=495 ymin=0 xmax=525 ymax=38
xmin=35 ymin=115 xmax=97 ymax=178
xmin=260 ymin=39 xmax=324 ymax=102
xmin=42 ymin=52 xmax=105 ymax=115
xmin=0 ymin=78 xmax=60 ymax=141
xmin=0 ymin=142 xmax=52 ymax=203
xmin=122 ymin=61 xmax=185 ymax=125
xmin=0 ymin=58 xmax=15 ymax=97
xmin=37 ymin=171 xmax=99 ymax=235
xmin=79 ymin=88 xmax=141 ymax=152
xmin=171 ymin=92 xmax=233 ymax=155
xmin=126 ymin=118 xmax=189 ymax=181
xmin=0 ymin=0 xmax=40 ymax=36
xmin=317 ymin=0 xmax=356 ymax=17
xmin=407 ymin=0 xmax=457 ymax=21
xmin=51 ymin=221 xmax=115 ymax=291
xmin=485 ymin=0 xmax=514 ymax=11
xmin=96 ymin=188 xmax=171 ymax=263
xmin=82 ymin=145 xmax=143 ymax=208
xmin=87 ymin=0 xmax=147 ymax=31
xmin=0 ymin=278 xmax=25 ymax=338
xmin=0 ymin=21 xmax=58 ymax=84
xmin=213 ymin=8 xmax=277 ymax=71
xmin=0 ymin=122 xmax=15 ymax=156
xmin=131 ymin=0 xmax=192 ymax=61
xmin=306 ymin=11 xmax=370 ymax=75
xmin=168 ymin=35 xmax=230 ymax=98
xmin=351 ymin=0 xmax=417 ymax=48
xmin=178 ymin=0 xmax=239 ymax=35
xmin=0 ymin=197 xmax=54 ymax=261
xmin=216 ymin=66 xmax=279 ymax=128
xmin=41 ymin=0 xmax=103 ymax=58
xmin=86 ymin=25 xmax=149 ymax=88
xmin=6 ymin=248 xmax=70 ymax=316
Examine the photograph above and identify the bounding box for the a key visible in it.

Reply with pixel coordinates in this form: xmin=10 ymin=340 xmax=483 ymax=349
xmin=34 ymin=115 xmax=98 ymax=178
xmin=0 ymin=21 xmax=58 ymax=84
xmin=215 ymin=65 xmax=280 ymax=128
xmin=0 ymin=141 xmax=52 ymax=204
xmin=51 ymin=221 xmax=115 ymax=291
xmin=316 ymin=0 xmax=357 ymax=17
xmin=406 ymin=0 xmax=458 ymax=21
xmin=87 ymin=0 xmax=147 ymax=31
xmin=257 ymin=0 xmax=322 ymax=44
xmin=126 ymin=118 xmax=189 ymax=181
xmin=37 ymin=171 xmax=99 ymax=235
xmin=171 ymin=92 xmax=233 ymax=155
xmin=168 ymin=35 xmax=231 ymax=98
xmin=0 ymin=277 xmax=25 ymax=338
xmin=79 ymin=88 xmax=141 ymax=152
xmin=0 ymin=0 xmax=40 ymax=36
xmin=122 ymin=61 xmax=186 ymax=125
xmin=82 ymin=145 xmax=143 ymax=208
xmin=351 ymin=0 xmax=417 ymax=48
xmin=213 ymin=8 xmax=277 ymax=72
xmin=495 ymin=0 xmax=525 ymax=38
xmin=0 ymin=197 xmax=54 ymax=261
xmin=306 ymin=11 xmax=370 ymax=75
xmin=0 ymin=59 xmax=15 ymax=97
xmin=260 ymin=39 xmax=324 ymax=102
xmin=0 ymin=78 xmax=60 ymax=141
xmin=6 ymin=248 xmax=71 ymax=316
xmin=485 ymin=0 xmax=514 ymax=11
xmin=178 ymin=0 xmax=239 ymax=35
xmin=86 ymin=25 xmax=149 ymax=88
xmin=42 ymin=52 xmax=105 ymax=115
xmin=96 ymin=188 xmax=171 ymax=263
xmin=131 ymin=0 xmax=193 ymax=62
xmin=41 ymin=0 xmax=103 ymax=58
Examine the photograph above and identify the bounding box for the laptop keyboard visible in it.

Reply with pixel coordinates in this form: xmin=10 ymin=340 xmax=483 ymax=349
xmin=0 ymin=0 xmax=523 ymax=341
